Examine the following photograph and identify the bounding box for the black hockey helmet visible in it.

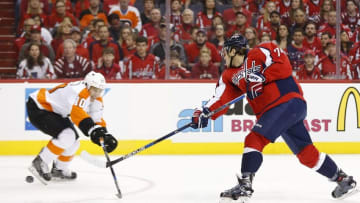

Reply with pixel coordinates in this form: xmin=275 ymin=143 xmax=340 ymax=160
xmin=223 ymin=34 xmax=248 ymax=56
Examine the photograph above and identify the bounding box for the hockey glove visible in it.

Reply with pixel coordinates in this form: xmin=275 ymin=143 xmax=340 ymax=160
xmin=90 ymin=126 xmax=118 ymax=153
xmin=246 ymin=72 xmax=266 ymax=100
xmin=191 ymin=107 xmax=210 ymax=129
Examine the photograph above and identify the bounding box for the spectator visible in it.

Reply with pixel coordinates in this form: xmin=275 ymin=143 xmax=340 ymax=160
xmin=17 ymin=43 xmax=55 ymax=79
xmin=18 ymin=25 xmax=55 ymax=63
xmin=20 ymin=0 xmax=50 ymax=17
xmin=108 ymin=14 xmax=122 ymax=42
xmin=289 ymin=8 xmax=307 ymax=36
xmin=195 ymin=0 xmax=222 ymax=34
xmin=150 ymin=23 xmax=188 ymax=66
xmin=54 ymin=39 xmax=92 ymax=78
xmin=222 ymin=0 xmax=251 ymax=29
xmin=15 ymin=19 xmax=36 ymax=60
xmin=319 ymin=0 xmax=334 ymax=25
xmin=256 ymin=1 xmax=277 ymax=31
xmin=56 ymin=26 xmax=89 ymax=59
xmin=94 ymin=47 xmax=123 ymax=79
xmin=296 ymin=49 xmax=321 ymax=80
xmin=244 ymin=27 xmax=259 ymax=49
xmin=341 ymin=0 xmax=360 ymax=32
xmin=341 ymin=30 xmax=354 ymax=56
xmin=141 ymin=0 xmax=155 ymax=25
xmin=118 ymin=25 xmax=134 ymax=50
xmin=318 ymin=31 xmax=332 ymax=59
xmin=140 ymin=8 xmax=163 ymax=39
xmin=275 ymin=24 xmax=291 ymax=51
xmin=174 ymin=9 xmax=195 ymax=45
xmin=74 ymin=0 xmax=90 ymax=18
xmin=191 ymin=47 xmax=219 ymax=79
xmin=262 ymin=10 xmax=281 ymax=40
xmin=123 ymin=36 xmax=161 ymax=79
xmin=317 ymin=40 xmax=352 ymax=80
xmin=158 ymin=50 xmax=191 ymax=79
xmin=47 ymin=0 xmax=77 ymax=32
xmin=259 ymin=31 xmax=271 ymax=42
xmin=210 ymin=24 xmax=226 ymax=52
xmin=109 ymin=0 xmax=142 ymax=32
xmin=282 ymin=0 xmax=306 ymax=27
xmin=287 ymin=28 xmax=306 ymax=73
xmin=207 ymin=14 xmax=224 ymax=40
xmin=318 ymin=10 xmax=352 ymax=39
xmin=89 ymin=25 xmax=123 ymax=65
xmin=171 ymin=0 xmax=183 ymax=28
xmin=123 ymin=33 xmax=138 ymax=58
xmin=51 ymin=21 xmax=73 ymax=56
xmin=50 ymin=0 xmax=73 ymax=14
xmin=18 ymin=0 xmax=48 ymax=35
xmin=278 ymin=0 xmax=292 ymax=16
xmin=349 ymin=40 xmax=360 ymax=79
xmin=32 ymin=15 xmax=53 ymax=45
xmin=82 ymin=19 xmax=105 ymax=48
xmin=303 ymin=21 xmax=322 ymax=54
xmin=79 ymin=0 xmax=108 ymax=30
xmin=306 ymin=0 xmax=323 ymax=24
xmin=185 ymin=29 xmax=221 ymax=68
xmin=226 ymin=11 xmax=248 ymax=38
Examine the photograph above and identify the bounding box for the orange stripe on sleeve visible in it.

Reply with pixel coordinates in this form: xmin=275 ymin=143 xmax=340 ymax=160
xmin=47 ymin=141 xmax=65 ymax=155
xmin=37 ymin=88 xmax=53 ymax=112
xmin=58 ymin=155 xmax=74 ymax=162
xmin=96 ymin=118 xmax=106 ymax=127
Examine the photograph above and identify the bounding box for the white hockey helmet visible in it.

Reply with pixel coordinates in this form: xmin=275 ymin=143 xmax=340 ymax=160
xmin=84 ymin=71 xmax=106 ymax=90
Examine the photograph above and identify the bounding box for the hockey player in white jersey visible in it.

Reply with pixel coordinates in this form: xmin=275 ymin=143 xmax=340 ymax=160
xmin=27 ymin=71 xmax=118 ymax=183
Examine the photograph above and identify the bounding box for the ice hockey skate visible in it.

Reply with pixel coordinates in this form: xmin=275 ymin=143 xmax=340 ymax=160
xmin=220 ymin=174 xmax=254 ymax=203
xmin=51 ymin=163 xmax=77 ymax=180
xmin=28 ymin=155 xmax=51 ymax=185
xmin=332 ymin=169 xmax=359 ymax=200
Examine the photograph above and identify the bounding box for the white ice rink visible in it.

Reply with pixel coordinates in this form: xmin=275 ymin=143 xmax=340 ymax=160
xmin=0 ymin=154 xmax=359 ymax=203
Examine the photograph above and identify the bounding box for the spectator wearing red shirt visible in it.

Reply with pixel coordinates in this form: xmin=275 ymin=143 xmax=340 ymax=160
xmin=122 ymin=33 xmax=137 ymax=59
xmin=281 ymin=0 xmax=307 ymax=27
xmin=56 ymin=27 xmax=89 ymax=59
xmin=140 ymin=8 xmax=162 ymax=39
xmin=303 ymin=21 xmax=322 ymax=55
xmin=54 ymin=39 xmax=93 ymax=78
xmin=318 ymin=10 xmax=353 ymax=40
xmin=18 ymin=25 xmax=55 ymax=64
xmin=319 ymin=0 xmax=334 ymax=26
xmin=226 ymin=12 xmax=248 ymax=38
xmin=349 ymin=41 xmax=360 ymax=79
xmin=94 ymin=47 xmax=123 ymax=79
xmin=222 ymin=0 xmax=252 ymax=29
xmin=89 ymin=25 xmax=123 ymax=65
xmin=51 ymin=21 xmax=73 ymax=56
xmin=82 ymin=19 xmax=105 ymax=49
xmin=18 ymin=0 xmax=48 ymax=35
xmin=306 ymin=0 xmax=323 ymax=24
xmin=244 ymin=27 xmax=259 ymax=49
xmin=47 ymin=0 xmax=78 ymax=31
xmin=185 ymin=29 xmax=221 ymax=69
xmin=296 ymin=50 xmax=322 ymax=80
xmin=262 ymin=10 xmax=281 ymax=40
xmin=287 ymin=28 xmax=306 ymax=73
xmin=75 ymin=0 xmax=90 ymax=18
xmin=123 ymin=36 xmax=161 ymax=79
xmin=195 ymin=0 xmax=222 ymax=34
xmin=316 ymin=40 xmax=353 ymax=80
xmin=256 ymin=1 xmax=277 ymax=31
xmin=158 ymin=50 xmax=191 ymax=79
xmin=191 ymin=46 xmax=219 ymax=79
xmin=317 ymin=31 xmax=332 ymax=60
xmin=341 ymin=0 xmax=360 ymax=32
xmin=173 ymin=9 xmax=195 ymax=45
xmin=276 ymin=0 xmax=291 ymax=16
xmin=171 ymin=0 xmax=183 ymax=28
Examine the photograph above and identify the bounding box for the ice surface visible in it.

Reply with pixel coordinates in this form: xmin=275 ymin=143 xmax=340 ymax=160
xmin=0 ymin=155 xmax=359 ymax=203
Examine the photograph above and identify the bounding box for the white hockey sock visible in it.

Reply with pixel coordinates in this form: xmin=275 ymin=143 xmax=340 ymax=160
xmin=55 ymin=139 xmax=80 ymax=171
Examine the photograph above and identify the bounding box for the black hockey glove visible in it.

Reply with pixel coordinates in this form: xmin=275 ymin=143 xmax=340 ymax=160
xmin=90 ymin=127 xmax=118 ymax=153
xmin=191 ymin=107 xmax=210 ymax=129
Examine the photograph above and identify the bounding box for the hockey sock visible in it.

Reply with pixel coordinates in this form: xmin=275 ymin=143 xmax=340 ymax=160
xmin=315 ymin=154 xmax=338 ymax=180
xmin=55 ymin=140 xmax=80 ymax=170
xmin=40 ymin=128 xmax=77 ymax=165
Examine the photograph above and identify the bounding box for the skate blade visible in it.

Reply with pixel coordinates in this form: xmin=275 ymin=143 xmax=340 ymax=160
xmin=28 ymin=166 xmax=48 ymax=185
xmin=219 ymin=197 xmax=250 ymax=203
xmin=336 ymin=187 xmax=360 ymax=200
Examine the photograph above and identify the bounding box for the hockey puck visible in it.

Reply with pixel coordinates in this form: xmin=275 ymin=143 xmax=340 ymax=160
xmin=26 ymin=175 xmax=34 ymax=183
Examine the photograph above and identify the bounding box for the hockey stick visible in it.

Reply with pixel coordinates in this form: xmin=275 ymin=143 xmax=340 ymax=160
xmin=99 ymin=137 xmax=122 ymax=198
xmin=106 ymin=94 xmax=246 ymax=167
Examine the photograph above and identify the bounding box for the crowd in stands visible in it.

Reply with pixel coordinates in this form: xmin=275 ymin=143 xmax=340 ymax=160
xmin=13 ymin=0 xmax=360 ymax=80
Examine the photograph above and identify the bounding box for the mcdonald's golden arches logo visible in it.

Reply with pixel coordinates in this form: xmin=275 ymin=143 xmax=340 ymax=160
xmin=337 ymin=87 xmax=360 ymax=131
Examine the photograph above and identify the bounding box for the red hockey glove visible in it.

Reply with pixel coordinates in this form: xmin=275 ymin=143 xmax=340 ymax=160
xmin=191 ymin=107 xmax=210 ymax=129
xmin=246 ymin=72 xmax=266 ymax=100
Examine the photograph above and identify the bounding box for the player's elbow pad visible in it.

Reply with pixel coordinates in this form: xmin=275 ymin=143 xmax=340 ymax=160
xmin=78 ymin=117 xmax=97 ymax=137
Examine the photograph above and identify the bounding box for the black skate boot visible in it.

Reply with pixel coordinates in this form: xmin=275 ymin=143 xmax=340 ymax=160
xmin=332 ymin=169 xmax=358 ymax=199
xmin=28 ymin=155 xmax=51 ymax=185
xmin=220 ymin=174 xmax=254 ymax=203
xmin=51 ymin=163 xmax=77 ymax=180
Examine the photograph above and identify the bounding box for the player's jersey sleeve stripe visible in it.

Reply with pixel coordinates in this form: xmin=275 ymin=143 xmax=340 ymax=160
xmin=96 ymin=118 xmax=106 ymax=127
xmin=37 ymin=88 xmax=53 ymax=112
xmin=205 ymin=76 xmax=226 ymax=108
xmin=259 ymin=47 xmax=273 ymax=69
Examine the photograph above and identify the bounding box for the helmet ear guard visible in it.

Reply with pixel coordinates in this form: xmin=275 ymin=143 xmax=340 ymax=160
xmin=223 ymin=34 xmax=249 ymax=57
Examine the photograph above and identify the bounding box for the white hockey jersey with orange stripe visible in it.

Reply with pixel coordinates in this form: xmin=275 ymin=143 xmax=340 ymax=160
xmin=29 ymin=81 xmax=106 ymax=133
xmin=109 ymin=5 xmax=142 ymax=32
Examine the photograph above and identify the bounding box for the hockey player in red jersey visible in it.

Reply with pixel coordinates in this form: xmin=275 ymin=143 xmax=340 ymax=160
xmin=27 ymin=71 xmax=118 ymax=184
xmin=191 ymin=34 xmax=358 ymax=202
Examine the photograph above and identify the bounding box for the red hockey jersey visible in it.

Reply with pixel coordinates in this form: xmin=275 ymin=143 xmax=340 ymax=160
xmin=205 ymin=42 xmax=304 ymax=119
